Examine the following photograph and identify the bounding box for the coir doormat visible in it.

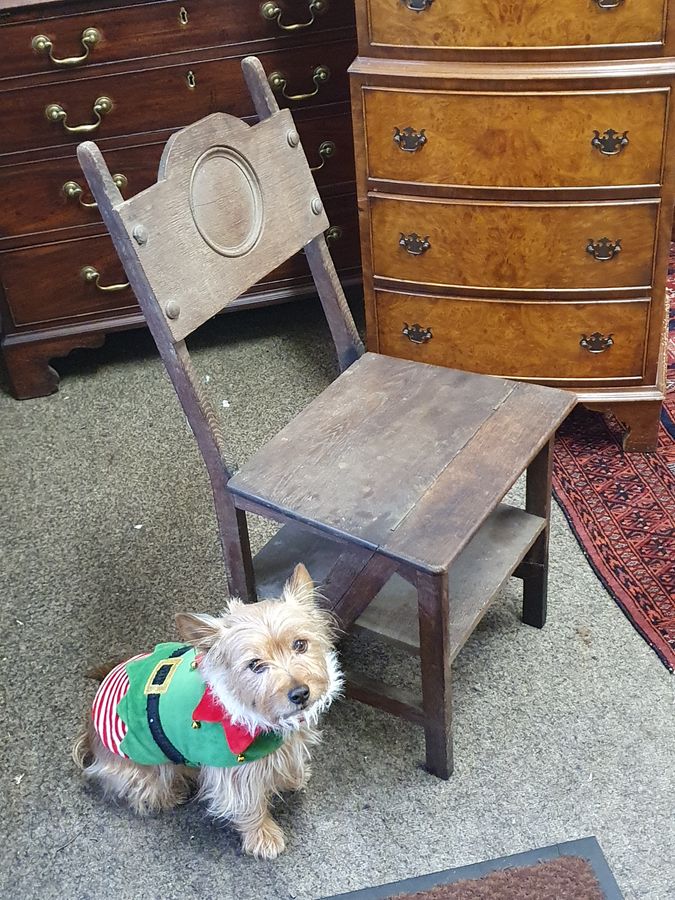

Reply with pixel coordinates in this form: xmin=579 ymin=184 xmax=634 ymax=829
xmin=552 ymin=256 xmax=675 ymax=672
xmin=321 ymin=837 xmax=623 ymax=900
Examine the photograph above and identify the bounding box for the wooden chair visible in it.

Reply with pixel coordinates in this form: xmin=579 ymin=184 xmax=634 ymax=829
xmin=77 ymin=56 xmax=575 ymax=779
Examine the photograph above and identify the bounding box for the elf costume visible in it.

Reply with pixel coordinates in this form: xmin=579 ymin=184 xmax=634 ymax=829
xmin=91 ymin=642 xmax=284 ymax=767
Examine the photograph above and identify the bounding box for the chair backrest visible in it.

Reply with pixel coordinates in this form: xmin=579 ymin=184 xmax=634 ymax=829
xmin=76 ymin=56 xmax=363 ymax=483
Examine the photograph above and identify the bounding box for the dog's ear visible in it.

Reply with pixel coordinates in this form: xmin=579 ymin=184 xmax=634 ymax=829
xmin=282 ymin=563 xmax=315 ymax=606
xmin=175 ymin=612 xmax=225 ymax=649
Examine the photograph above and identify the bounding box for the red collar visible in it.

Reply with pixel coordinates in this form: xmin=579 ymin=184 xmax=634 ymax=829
xmin=192 ymin=687 xmax=261 ymax=755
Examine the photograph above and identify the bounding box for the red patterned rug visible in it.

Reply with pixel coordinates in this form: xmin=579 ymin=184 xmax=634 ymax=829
xmin=552 ymin=252 xmax=675 ymax=672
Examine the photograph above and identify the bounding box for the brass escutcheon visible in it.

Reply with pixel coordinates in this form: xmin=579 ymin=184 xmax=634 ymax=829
xmin=586 ymin=237 xmax=622 ymax=261
xmin=402 ymin=323 xmax=433 ymax=344
xmin=32 ymin=27 xmax=100 ymax=67
xmin=399 ymin=233 xmax=431 ymax=256
xmin=591 ymin=129 xmax=629 ymax=156
xmin=400 ymin=0 xmax=434 ymax=11
xmin=393 ymin=126 xmax=427 ymax=153
xmin=580 ymin=332 xmax=614 ymax=353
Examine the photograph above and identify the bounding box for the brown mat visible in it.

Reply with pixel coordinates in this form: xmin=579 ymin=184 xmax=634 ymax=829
xmin=398 ymin=855 xmax=605 ymax=899
xmin=321 ymin=838 xmax=624 ymax=900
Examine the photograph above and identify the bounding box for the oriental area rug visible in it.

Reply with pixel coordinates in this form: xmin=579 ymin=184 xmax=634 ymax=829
xmin=551 ymin=249 xmax=675 ymax=672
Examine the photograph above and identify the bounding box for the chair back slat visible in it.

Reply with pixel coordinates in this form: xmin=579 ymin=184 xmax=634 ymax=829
xmin=110 ymin=109 xmax=328 ymax=342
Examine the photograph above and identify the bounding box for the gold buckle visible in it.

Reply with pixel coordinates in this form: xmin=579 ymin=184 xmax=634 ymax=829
xmin=144 ymin=657 xmax=183 ymax=695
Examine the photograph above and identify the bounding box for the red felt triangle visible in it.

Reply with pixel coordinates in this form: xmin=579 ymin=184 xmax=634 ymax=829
xmin=192 ymin=687 xmax=261 ymax=755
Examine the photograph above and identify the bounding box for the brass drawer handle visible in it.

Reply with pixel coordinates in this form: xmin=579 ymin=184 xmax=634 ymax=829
xmin=400 ymin=233 xmax=431 ymax=256
xmin=593 ymin=0 xmax=623 ymax=8
xmin=45 ymin=97 xmax=113 ymax=134
xmin=325 ymin=225 xmax=343 ymax=245
xmin=401 ymin=0 xmax=434 ymax=10
xmin=260 ymin=0 xmax=329 ymax=31
xmin=580 ymin=332 xmax=614 ymax=353
xmin=591 ymin=129 xmax=628 ymax=156
xmin=80 ymin=265 xmax=129 ymax=292
xmin=63 ymin=174 xmax=127 ymax=209
xmin=403 ymin=322 xmax=432 ymax=344
xmin=268 ymin=66 xmax=330 ymax=101
xmin=394 ymin=126 xmax=427 ymax=152
xmin=32 ymin=27 xmax=101 ymax=68
xmin=586 ymin=237 xmax=621 ymax=261
xmin=310 ymin=140 xmax=336 ymax=172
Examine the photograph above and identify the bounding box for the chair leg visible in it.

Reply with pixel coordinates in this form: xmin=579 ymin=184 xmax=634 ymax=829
xmin=416 ymin=570 xmax=453 ymax=779
xmin=213 ymin=486 xmax=256 ymax=602
xmin=522 ymin=438 xmax=554 ymax=629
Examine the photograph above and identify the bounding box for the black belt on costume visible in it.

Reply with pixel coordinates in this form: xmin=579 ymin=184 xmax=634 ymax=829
xmin=145 ymin=645 xmax=191 ymax=765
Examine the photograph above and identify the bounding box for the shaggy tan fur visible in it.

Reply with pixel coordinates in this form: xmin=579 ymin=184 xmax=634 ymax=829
xmin=74 ymin=564 xmax=341 ymax=859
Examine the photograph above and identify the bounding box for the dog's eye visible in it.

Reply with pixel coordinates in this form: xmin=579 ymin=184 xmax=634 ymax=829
xmin=248 ymin=659 xmax=267 ymax=673
xmin=292 ymin=639 xmax=308 ymax=654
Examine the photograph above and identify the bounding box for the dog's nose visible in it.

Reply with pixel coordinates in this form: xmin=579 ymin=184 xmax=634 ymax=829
xmin=288 ymin=684 xmax=310 ymax=706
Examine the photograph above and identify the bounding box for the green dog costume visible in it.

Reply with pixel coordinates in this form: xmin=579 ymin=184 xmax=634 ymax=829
xmin=91 ymin=642 xmax=284 ymax=767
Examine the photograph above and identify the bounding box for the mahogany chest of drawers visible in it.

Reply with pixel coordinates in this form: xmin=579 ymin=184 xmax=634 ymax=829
xmin=0 ymin=0 xmax=358 ymax=399
xmin=349 ymin=0 xmax=675 ymax=451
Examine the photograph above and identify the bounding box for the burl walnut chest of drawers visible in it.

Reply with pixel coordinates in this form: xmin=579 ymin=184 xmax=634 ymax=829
xmin=0 ymin=0 xmax=358 ymax=399
xmin=350 ymin=0 xmax=675 ymax=451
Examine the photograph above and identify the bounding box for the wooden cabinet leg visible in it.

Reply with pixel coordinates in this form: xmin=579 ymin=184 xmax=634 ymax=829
xmin=612 ymin=401 xmax=662 ymax=453
xmin=416 ymin=570 xmax=453 ymax=779
xmin=522 ymin=438 xmax=554 ymax=629
xmin=1 ymin=332 xmax=105 ymax=400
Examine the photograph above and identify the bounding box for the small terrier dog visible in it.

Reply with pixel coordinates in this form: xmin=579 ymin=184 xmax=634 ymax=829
xmin=74 ymin=564 xmax=341 ymax=859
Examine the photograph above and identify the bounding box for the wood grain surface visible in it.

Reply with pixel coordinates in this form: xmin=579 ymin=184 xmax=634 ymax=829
xmin=229 ymin=351 xmax=574 ymax=572
xmin=2 ymin=0 xmax=355 ymax=80
xmin=0 ymin=38 xmax=354 ymax=157
xmin=115 ymin=109 xmax=328 ymax=342
xmin=363 ymin=87 xmax=668 ymax=189
xmin=370 ymin=196 xmax=659 ymax=292
xmin=375 ymin=291 xmax=650 ymax=382
xmin=365 ymin=0 xmax=666 ymax=53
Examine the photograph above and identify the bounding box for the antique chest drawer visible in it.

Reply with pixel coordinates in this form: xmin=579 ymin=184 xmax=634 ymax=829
xmin=362 ymin=87 xmax=668 ymax=190
xmin=3 ymin=0 xmax=355 ymax=80
xmin=362 ymin=0 xmax=668 ymax=58
xmin=1 ymin=193 xmax=357 ymax=329
xmin=375 ymin=291 xmax=649 ymax=382
xmin=0 ymin=140 xmax=165 ymax=240
xmin=0 ymin=107 xmax=354 ymax=241
xmin=370 ymin=197 xmax=659 ymax=292
xmin=0 ymin=37 xmax=354 ymax=157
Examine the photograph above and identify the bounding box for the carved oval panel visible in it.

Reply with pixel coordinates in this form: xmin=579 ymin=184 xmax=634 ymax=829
xmin=189 ymin=147 xmax=263 ymax=257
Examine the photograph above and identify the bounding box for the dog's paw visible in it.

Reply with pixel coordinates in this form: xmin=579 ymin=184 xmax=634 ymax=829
xmin=241 ymin=817 xmax=286 ymax=859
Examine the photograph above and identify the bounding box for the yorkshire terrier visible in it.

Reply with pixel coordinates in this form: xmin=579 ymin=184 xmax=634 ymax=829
xmin=73 ymin=564 xmax=341 ymax=859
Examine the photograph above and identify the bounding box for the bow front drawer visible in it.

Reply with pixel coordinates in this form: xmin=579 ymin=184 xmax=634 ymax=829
xmin=370 ymin=196 xmax=659 ymax=292
xmin=363 ymin=87 xmax=668 ymax=190
xmin=363 ymin=0 xmax=667 ymax=57
xmin=2 ymin=0 xmax=355 ymax=80
xmin=375 ymin=291 xmax=649 ymax=382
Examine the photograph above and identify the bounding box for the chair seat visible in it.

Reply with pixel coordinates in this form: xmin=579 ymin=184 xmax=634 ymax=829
xmin=228 ymin=353 xmax=574 ymax=574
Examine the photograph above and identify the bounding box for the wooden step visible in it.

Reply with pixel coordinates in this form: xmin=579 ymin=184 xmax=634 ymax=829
xmin=355 ymin=503 xmax=544 ymax=661
xmin=253 ymin=502 xmax=544 ymax=663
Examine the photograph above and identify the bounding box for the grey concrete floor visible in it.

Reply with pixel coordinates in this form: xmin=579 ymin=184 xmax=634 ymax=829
xmin=1 ymin=298 xmax=673 ymax=900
